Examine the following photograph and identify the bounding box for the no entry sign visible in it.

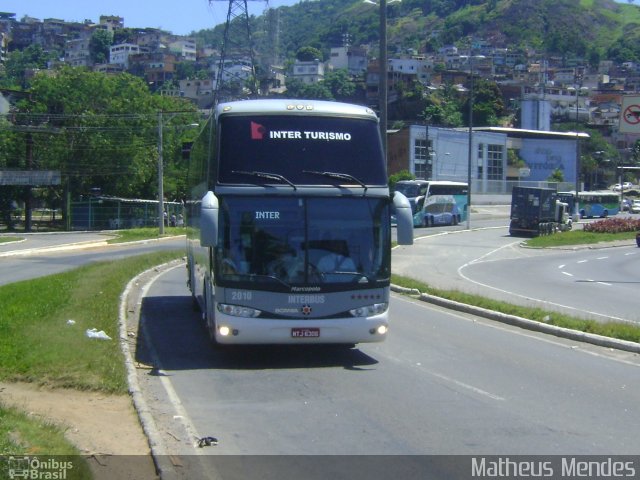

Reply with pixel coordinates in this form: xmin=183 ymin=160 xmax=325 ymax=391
xmin=620 ymin=95 xmax=640 ymax=133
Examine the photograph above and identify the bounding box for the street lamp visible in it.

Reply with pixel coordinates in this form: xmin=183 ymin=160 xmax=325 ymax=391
xmin=567 ymin=82 xmax=589 ymax=218
xmin=158 ymin=111 xmax=199 ymax=234
xmin=466 ymin=52 xmax=484 ymax=230
xmin=364 ymin=0 xmax=401 ymax=161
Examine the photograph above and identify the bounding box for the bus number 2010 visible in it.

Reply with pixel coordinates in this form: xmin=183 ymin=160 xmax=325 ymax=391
xmin=231 ymin=291 xmax=252 ymax=301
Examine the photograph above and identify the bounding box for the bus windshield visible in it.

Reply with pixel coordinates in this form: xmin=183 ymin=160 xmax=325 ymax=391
xmin=216 ymin=196 xmax=390 ymax=290
xmin=217 ymin=115 xmax=386 ymax=186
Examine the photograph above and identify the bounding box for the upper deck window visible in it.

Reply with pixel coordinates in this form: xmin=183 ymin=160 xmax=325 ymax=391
xmin=217 ymin=115 xmax=386 ymax=186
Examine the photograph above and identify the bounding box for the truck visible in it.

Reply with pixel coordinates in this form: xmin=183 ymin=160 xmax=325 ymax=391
xmin=509 ymin=186 xmax=572 ymax=237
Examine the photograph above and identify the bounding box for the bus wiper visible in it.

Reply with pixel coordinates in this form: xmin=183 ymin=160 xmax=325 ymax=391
xmin=232 ymin=170 xmax=297 ymax=190
xmin=303 ymin=170 xmax=368 ymax=191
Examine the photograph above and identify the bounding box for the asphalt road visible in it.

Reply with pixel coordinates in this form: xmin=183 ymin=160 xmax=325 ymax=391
xmin=131 ymin=264 xmax=640 ymax=479
xmin=2 ymin=226 xmax=639 ymax=480
xmin=392 ymin=226 xmax=639 ymax=324
xmin=0 ymin=232 xmax=185 ymax=286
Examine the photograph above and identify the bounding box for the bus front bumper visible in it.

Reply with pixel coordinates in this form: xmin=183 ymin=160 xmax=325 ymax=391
xmin=213 ymin=312 xmax=389 ymax=345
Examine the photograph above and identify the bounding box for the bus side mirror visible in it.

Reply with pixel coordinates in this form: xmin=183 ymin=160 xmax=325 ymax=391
xmin=393 ymin=191 xmax=414 ymax=245
xmin=200 ymin=191 xmax=219 ymax=247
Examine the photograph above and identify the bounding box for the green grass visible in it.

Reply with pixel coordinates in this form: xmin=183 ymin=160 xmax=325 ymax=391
xmin=106 ymin=226 xmax=185 ymax=244
xmin=0 ymin=249 xmax=183 ymax=462
xmin=524 ymin=229 xmax=637 ymax=248
xmin=0 ymin=406 xmax=94 ymax=479
xmin=0 ymin=236 xmax=22 ymax=244
xmin=0 ymin=226 xmax=636 ymax=460
xmin=0 ymin=250 xmax=184 ymax=392
xmin=0 ymin=405 xmax=93 ymax=477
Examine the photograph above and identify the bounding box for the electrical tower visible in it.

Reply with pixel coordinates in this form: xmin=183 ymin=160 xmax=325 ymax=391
xmin=209 ymin=0 xmax=267 ymax=105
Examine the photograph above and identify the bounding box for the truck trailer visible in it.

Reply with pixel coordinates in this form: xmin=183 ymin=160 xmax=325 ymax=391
xmin=509 ymin=186 xmax=572 ymax=236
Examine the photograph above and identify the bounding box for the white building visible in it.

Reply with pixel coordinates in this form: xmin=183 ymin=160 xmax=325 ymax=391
xmin=109 ymin=43 xmax=147 ymax=68
xmin=401 ymin=125 xmax=508 ymax=193
xmin=292 ymin=59 xmax=325 ymax=84
xmin=328 ymin=46 xmax=368 ymax=76
xmin=388 ymin=57 xmax=430 ymax=84
xmin=168 ymin=38 xmax=196 ymax=62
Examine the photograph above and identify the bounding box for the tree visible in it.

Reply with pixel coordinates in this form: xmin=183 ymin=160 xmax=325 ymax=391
xmin=1 ymin=44 xmax=50 ymax=88
xmin=89 ymin=29 xmax=114 ymax=65
xmin=322 ymin=69 xmax=356 ymax=101
xmin=296 ymin=46 xmax=323 ymax=62
xmin=464 ymin=79 xmax=504 ymax=127
xmin=284 ymin=78 xmax=333 ymax=100
xmin=547 ymin=168 xmax=564 ymax=182
xmin=14 ymin=66 xmax=198 ymax=222
xmin=389 ymin=169 xmax=415 ymax=190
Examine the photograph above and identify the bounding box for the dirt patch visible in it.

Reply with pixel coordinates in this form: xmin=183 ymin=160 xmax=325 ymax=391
xmin=0 ymin=381 xmax=158 ymax=479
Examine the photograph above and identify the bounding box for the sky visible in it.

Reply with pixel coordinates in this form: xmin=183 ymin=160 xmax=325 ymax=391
xmin=1 ymin=0 xmax=302 ymax=36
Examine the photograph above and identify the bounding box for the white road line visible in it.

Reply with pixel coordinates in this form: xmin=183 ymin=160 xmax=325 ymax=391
xmin=139 ymin=265 xmax=205 ymax=454
xmin=427 ymin=370 xmax=505 ymax=401
xmin=457 ymin=246 xmax=630 ymax=323
xmin=562 ymin=271 xmax=573 ymax=277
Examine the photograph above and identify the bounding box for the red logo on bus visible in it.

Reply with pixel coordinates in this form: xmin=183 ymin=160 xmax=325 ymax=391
xmin=251 ymin=121 xmax=266 ymax=140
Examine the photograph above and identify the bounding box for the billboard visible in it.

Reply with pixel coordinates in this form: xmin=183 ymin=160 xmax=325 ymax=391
xmin=0 ymin=170 xmax=61 ymax=186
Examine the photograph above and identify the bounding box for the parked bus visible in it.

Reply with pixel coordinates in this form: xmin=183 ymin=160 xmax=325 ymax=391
xmin=392 ymin=179 xmax=429 ymax=213
xmin=185 ymin=99 xmax=413 ymax=346
xmin=411 ymin=181 xmax=469 ymax=227
xmin=576 ymin=191 xmax=620 ymax=218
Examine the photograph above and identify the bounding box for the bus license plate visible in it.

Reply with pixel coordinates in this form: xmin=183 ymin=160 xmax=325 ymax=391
xmin=291 ymin=327 xmax=320 ymax=338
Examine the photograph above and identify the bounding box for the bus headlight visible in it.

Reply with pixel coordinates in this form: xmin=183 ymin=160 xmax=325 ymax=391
xmin=217 ymin=303 xmax=261 ymax=318
xmin=349 ymin=302 xmax=388 ymax=317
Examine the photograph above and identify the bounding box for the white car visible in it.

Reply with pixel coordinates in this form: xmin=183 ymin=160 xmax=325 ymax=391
xmin=623 ymin=182 xmax=634 ymax=190
xmin=631 ymin=200 xmax=640 ymax=214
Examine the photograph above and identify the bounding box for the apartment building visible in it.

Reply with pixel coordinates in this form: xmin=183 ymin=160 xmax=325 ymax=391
xmin=291 ymin=59 xmax=325 ymax=84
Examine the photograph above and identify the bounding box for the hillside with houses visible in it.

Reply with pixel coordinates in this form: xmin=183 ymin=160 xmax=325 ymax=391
xmin=1 ymin=0 xmax=640 ymax=202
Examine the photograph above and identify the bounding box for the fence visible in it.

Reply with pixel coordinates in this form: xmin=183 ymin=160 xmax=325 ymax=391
xmin=474 ymin=180 xmax=577 ymax=195
xmin=71 ymin=197 xmax=183 ymax=231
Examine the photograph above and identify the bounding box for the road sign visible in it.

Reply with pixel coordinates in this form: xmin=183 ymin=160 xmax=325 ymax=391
xmin=619 ymin=95 xmax=640 ymax=133
xmin=0 ymin=170 xmax=61 ymax=186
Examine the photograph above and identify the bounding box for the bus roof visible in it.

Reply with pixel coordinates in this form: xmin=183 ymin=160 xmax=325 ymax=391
xmin=216 ymin=99 xmax=378 ymax=120
xmin=425 ymin=180 xmax=468 ymax=186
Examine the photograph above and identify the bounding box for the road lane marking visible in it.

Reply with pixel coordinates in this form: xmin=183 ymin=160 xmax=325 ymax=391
xmin=427 ymin=370 xmax=505 ymax=401
xmin=457 ymin=249 xmax=632 ymax=324
xmin=139 ymin=265 xmax=206 ymax=455
xmin=392 ymin=294 xmax=640 ymax=368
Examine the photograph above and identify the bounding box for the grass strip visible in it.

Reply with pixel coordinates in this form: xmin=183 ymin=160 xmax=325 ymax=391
xmin=523 ymin=228 xmax=637 ymax=248
xmin=0 ymin=404 xmax=93 ymax=479
xmin=106 ymin=227 xmax=185 ymax=244
xmin=0 ymin=236 xmax=22 ymax=244
xmin=0 ymin=249 xmax=183 ymax=462
xmin=0 ymin=250 xmax=184 ymax=392
xmin=391 ymin=273 xmax=640 ymax=344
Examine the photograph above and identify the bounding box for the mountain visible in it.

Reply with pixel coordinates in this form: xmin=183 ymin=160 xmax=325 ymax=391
xmin=197 ymin=0 xmax=640 ymax=65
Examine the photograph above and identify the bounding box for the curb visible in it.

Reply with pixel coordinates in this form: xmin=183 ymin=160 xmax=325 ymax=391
xmin=390 ymin=284 xmax=640 ymax=354
xmin=0 ymin=240 xmax=109 ymax=257
xmin=119 ymin=260 xmax=186 ymax=480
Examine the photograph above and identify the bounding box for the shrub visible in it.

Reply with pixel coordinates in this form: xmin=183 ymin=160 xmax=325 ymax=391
xmin=582 ymin=217 xmax=640 ymax=233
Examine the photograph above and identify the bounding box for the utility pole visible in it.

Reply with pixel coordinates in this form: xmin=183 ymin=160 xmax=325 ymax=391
xmin=210 ymin=0 xmax=267 ymax=105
